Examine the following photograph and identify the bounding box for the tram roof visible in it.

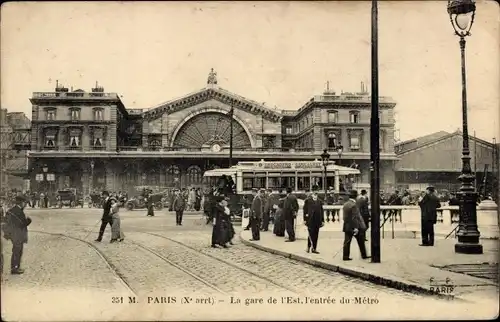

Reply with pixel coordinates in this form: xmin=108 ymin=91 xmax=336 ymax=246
xmin=203 ymin=161 xmax=360 ymax=177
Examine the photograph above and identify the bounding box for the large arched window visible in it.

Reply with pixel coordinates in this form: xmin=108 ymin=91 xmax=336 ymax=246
xmin=186 ymin=165 xmax=202 ymax=186
xmin=165 ymin=165 xmax=181 ymax=187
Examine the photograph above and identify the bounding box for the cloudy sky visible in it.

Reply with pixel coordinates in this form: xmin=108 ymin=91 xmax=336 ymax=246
xmin=1 ymin=1 xmax=498 ymax=142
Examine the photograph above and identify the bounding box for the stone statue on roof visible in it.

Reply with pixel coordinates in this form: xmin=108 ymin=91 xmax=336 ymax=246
xmin=207 ymin=68 xmax=218 ymax=85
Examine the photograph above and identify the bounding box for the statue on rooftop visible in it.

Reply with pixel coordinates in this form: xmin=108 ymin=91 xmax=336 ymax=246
xmin=207 ymin=68 xmax=218 ymax=85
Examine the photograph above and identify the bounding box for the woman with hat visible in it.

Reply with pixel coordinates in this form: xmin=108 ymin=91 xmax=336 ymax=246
xmin=273 ymin=197 xmax=286 ymax=237
xmin=110 ymin=197 xmax=125 ymax=243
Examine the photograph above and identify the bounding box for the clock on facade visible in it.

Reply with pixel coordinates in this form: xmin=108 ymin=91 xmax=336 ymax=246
xmin=211 ymin=144 xmax=221 ymax=152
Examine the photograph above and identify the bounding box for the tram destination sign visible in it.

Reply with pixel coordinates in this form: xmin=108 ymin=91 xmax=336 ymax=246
xmin=261 ymin=161 xmax=323 ymax=169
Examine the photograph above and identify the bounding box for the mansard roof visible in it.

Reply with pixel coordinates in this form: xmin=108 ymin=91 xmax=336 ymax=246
xmin=142 ymin=87 xmax=283 ymax=122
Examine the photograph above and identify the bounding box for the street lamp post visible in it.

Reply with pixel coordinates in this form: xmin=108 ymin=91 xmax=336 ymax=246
xmin=447 ymin=0 xmax=482 ymax=254
xmin=321 ymin=149 xmax=331 ymax=199
xmin=90 ymin=160 xmax=95 ymax=196
xmin=42 ymin=164 xmax=48 ymax=192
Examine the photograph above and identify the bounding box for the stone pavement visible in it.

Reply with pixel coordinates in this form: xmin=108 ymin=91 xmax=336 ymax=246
xmin=240 ymin=229 xmax=499 ymax=307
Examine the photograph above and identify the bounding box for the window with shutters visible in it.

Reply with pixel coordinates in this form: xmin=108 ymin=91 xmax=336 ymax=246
xmin=328 ymin=111 xmax=338 ymax=123
xmin=70 ymin=108 xmax=81 ymax=121
xmin=46 ymin=109 xmax=56 ymax=121
xmin=350 ymin=136 xmax=360 ymax=150
xmin=93 ymin=108 xmax=104 ymax=121
xmin=92 ymin=128 xmax=105 ymax=149
xmin=349 ymin=111 xmax=360 ymax=124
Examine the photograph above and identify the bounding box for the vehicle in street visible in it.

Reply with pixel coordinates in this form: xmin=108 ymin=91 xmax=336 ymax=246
xmin=87 ymin=193 xmax=104 ymax=208
xmin=56 ymin=188 xmax=83 ymax=208
xmin=125 ymin=193 xmax=164 ymax=211
xmin=203 ymin=159 xmax=361 ymax=206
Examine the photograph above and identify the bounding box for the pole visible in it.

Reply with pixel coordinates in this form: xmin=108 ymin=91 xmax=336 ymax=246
xmin=229 ymin=106 xmax=234 ymax=167
xmin=324 ymin=165 xmax=327 ymax=200
xmin=474 ymin=130 xmax=477 ymax=190
xmin=370 ymin=0 xmax=381 ymax=263
xmin=455 ymin=37 xmax=482 ymax=254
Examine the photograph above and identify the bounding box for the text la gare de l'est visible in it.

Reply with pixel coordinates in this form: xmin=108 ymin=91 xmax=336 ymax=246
xmin=230 ymin=296 xmax=379 ymax=306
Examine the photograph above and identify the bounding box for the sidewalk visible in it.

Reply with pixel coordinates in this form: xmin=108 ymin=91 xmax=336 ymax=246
xmin=240 ymin=229 xmax=499 ymax=304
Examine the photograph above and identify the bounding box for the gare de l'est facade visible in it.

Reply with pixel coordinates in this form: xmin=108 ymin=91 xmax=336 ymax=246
xmin=28 ymin=76 xmax=398 ymax=196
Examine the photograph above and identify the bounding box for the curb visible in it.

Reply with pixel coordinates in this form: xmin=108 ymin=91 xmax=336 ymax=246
xmin=239 ymin=232 xmax=469 ymax=302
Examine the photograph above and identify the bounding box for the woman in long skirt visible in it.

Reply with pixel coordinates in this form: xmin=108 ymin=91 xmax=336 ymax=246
xmin=110 ymin=198 xmax=125 ymax=243
xmin=273 ymin=199 xmax=286 ymax=237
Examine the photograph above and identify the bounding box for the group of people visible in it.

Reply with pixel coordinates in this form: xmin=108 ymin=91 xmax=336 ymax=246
xmin=95 ymin=191 xmax=125 ymax=243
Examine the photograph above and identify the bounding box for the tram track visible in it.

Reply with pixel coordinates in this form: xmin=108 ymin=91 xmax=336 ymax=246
xmin=31 ymin=230 xmax=137 ymax=297
xmin=139 ymin=231 xmax=300 ymax=295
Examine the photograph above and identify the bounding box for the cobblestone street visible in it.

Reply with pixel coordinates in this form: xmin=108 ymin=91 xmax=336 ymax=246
xmin=0 ymin=208 xmax=493 ymax=320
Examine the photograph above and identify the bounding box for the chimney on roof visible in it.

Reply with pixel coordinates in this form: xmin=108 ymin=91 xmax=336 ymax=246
xmin=92 ymin=81 xmax=104 ymax=93
xmin=323 ymin=81 xmax=335 ymax=95
xmin=55 ymin=80 xmax=69 ymax=92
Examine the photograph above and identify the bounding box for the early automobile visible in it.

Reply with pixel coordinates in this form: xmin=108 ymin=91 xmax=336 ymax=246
xmin=56 ymin=188 xmax=83 ymax=208
xmin=125 ymin=193 xmax=164 ymax=211
xmin=87 ymin=193 xmax=104 ymax=208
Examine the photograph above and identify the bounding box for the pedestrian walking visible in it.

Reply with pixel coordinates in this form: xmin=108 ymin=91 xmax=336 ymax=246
xmin=110 ymin=198 xmax=125 ymax=243
xmin=342 ymin=190 xmax=370 ymax=261
xmin=419 ymin=186 xmax=441 ymax=246
xmin=145 ymin=189 xmax=155 ymax=217
xmin=303 ymin=188 xmax=324 ymax=254
xmin=283 ymin=187 xmax=298 ymax=242
xmin=211 ymin=195 xmax=225 ymax=248
xmin=95 ymin=191 xmax=113 ymax=242
xmin=172 ymin=189 xmax=186 ymax=226
xmin=2 ymin=196 xmax=32 ymax=274
xmin=357 ymin=189 xmax=370 ymax=241
xmin=249 ymin=188 xmax=263 ymax=241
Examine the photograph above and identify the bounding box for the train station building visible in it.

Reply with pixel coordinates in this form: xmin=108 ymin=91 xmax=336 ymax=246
xmin=27 ymin=70 xmax=399 ymax=195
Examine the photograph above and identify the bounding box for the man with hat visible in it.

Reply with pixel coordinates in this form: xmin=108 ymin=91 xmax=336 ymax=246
xmin=342 ymin=190 xmax=370 ymax=261
xmin=303 ymin=186 xmax=324 ymax=254
xmin=250 ymin=188 xmax=263 ymax=241
xmin=172 ymin=188 xmax=186 ymax=226
xmin=95 ymin=191 xmax=113 ymax=242
xmin=418 ymin=186 xmax=441 ymax=246
xmin=211 ymin=195 xmax=225 ymax=248
xmin=2 ymin=195 xmax=31 ymax=274
xmin=283 ymin=187 xmax=299 ymax=242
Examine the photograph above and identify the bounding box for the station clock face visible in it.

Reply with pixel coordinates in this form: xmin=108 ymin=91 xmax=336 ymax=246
xmin=211 ymin=144 xmax=221 ymax=152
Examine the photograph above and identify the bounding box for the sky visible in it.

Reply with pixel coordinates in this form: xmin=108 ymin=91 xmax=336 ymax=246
xmin=1 ymin=1 xmax=499 ymax=142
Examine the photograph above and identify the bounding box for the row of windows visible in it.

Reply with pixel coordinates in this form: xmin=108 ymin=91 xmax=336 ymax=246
xmin=121 ymin=165 xmax=203 ymax=186
xmin=44 ymin=133 xmax=105 ymax=148
xmin=45 ymin=108 xmax=104 ymax=121
xmin=285 ymin=111 xmax=385 ymax=134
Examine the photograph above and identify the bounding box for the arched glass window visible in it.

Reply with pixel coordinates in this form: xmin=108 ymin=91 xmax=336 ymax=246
xmin=186 ymin=165 xmax=202 ymax=186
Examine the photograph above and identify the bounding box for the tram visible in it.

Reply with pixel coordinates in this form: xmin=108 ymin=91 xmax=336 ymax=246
xmin=203 ymin=159 xmax=361 ymax=201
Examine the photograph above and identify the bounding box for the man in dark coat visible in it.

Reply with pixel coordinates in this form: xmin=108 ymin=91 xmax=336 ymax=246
xmin=146 ymin=189 xmax=155 ymax=217
xmin=244 ymin=190 xmax=257 ymax=231
xmin=283 ymin=187 xmax=299 ymax=242
xmin=250 ymin=188 xmax=263 ymax=241
xmin=3 ymin=196 xmax=32 ymax=274
xmin=95 ymin=191 xmax=113 ymax=242
xmin=172 ymin=189 xmax=186 ymax=226
xmin=357 ymin=189 xmax=370 ymax=241
xmin=419 ymin=186 xmax=441 ymax=246
xmin=261 ymin=188 xmax=274 ymax=231
xmin=342 ymin=190 xmax=370 ymax=261
xmin=304 ymin=188 xmax=324 ymax=254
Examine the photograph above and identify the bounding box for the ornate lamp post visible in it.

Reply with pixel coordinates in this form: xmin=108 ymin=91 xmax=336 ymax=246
xmin=447 ymin=0 xmax=482 ymax=254
xmin=321 ymin=149 xmax=331 ymax=198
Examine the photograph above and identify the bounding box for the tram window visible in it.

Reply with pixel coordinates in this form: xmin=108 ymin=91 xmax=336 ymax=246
xmin=268 ymin=177 xmax=280 ymax=189
xmin=243 ymin=178 xmax=253 ymax=190
xmin=297 ymin=176 xmax=311 ymax=190
xmin=281 ymin=177 xmax=295 ymax=190
xmin=254 ymin=177 xmax=265 ymax=189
